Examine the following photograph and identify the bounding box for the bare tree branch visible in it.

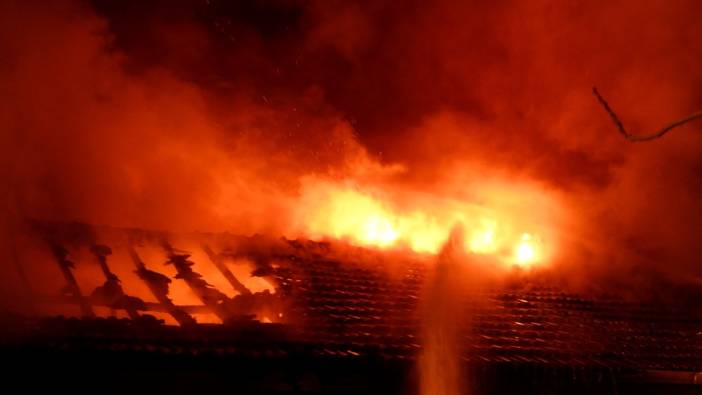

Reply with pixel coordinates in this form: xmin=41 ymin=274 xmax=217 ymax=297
xmin=592 ymin=86 xmax=702 ymax=142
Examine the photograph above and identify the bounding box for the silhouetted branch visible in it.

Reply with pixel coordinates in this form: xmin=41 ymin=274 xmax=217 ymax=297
xmin=592 ymin=86 xmax=702 ymax=142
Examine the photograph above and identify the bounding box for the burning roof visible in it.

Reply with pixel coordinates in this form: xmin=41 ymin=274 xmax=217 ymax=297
xmin=3 ymin=221 xmax=701 ymax=393
xmin=2 ymin=1 xmax=702 ymax=393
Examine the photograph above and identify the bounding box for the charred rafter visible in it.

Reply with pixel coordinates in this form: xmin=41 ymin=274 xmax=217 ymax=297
xmin=203 ymin=244 xmax=252 ymax=296
xmin=89 ymin=244 xmax=144 ymax=319
xmin=128 ymin=245 xmax=196 ymax=326
xmin=26 ymin=221 xmax=295 ymax=326
xmin=50 ymin=245 xmax=94 ymax=317
xmin=161 ymin=240 xmax=231 ymax=322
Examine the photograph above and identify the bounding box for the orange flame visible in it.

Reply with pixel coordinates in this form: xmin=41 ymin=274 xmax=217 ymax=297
xmin=292 ymin=178 xmax=560 ymax=268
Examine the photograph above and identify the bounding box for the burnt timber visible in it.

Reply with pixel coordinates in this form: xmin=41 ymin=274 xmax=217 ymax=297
xmin=2 ymin=221 xmax=701 ymax=394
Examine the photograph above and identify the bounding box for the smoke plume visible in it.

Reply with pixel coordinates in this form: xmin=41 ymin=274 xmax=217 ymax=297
xmin=2 ymin=0 xmax=702 ymax=305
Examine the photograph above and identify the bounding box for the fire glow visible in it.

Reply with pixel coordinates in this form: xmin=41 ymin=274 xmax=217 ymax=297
xmin=291 ymin=178 xmax=558 ymax=268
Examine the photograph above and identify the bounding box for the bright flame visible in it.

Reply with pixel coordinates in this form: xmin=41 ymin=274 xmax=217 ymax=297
xmin=294 ymin=179 xmax=558 ymax=268
xmin=466 ymin=219 xmax=498 ymax=254
xmin=513 ymin=233 xmax=538 ymax=266
xmin=362 ymin=215 xmax=399 ymax=246
xmin=300 ymin=188 xmax=402 ymax=246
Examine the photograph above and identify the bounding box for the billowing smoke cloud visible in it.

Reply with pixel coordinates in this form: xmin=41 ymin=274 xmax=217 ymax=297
xmin=0 ymin=0 xmax=369 ymax=234
xmin=2 ymin=0 xmax=702 ymax=305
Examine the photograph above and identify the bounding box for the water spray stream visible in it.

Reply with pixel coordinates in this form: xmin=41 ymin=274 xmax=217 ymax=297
xmin=419 ymin=226 xmax=467 ymax=395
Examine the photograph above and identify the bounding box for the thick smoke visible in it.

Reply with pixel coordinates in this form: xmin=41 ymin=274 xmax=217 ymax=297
xmin=0 ymin=0 xmax=367 ymax=305
xmin=2 ymin=0 xmax=702 ymax=305
xmin=0 ymin=0 xmax=371 ymax=232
